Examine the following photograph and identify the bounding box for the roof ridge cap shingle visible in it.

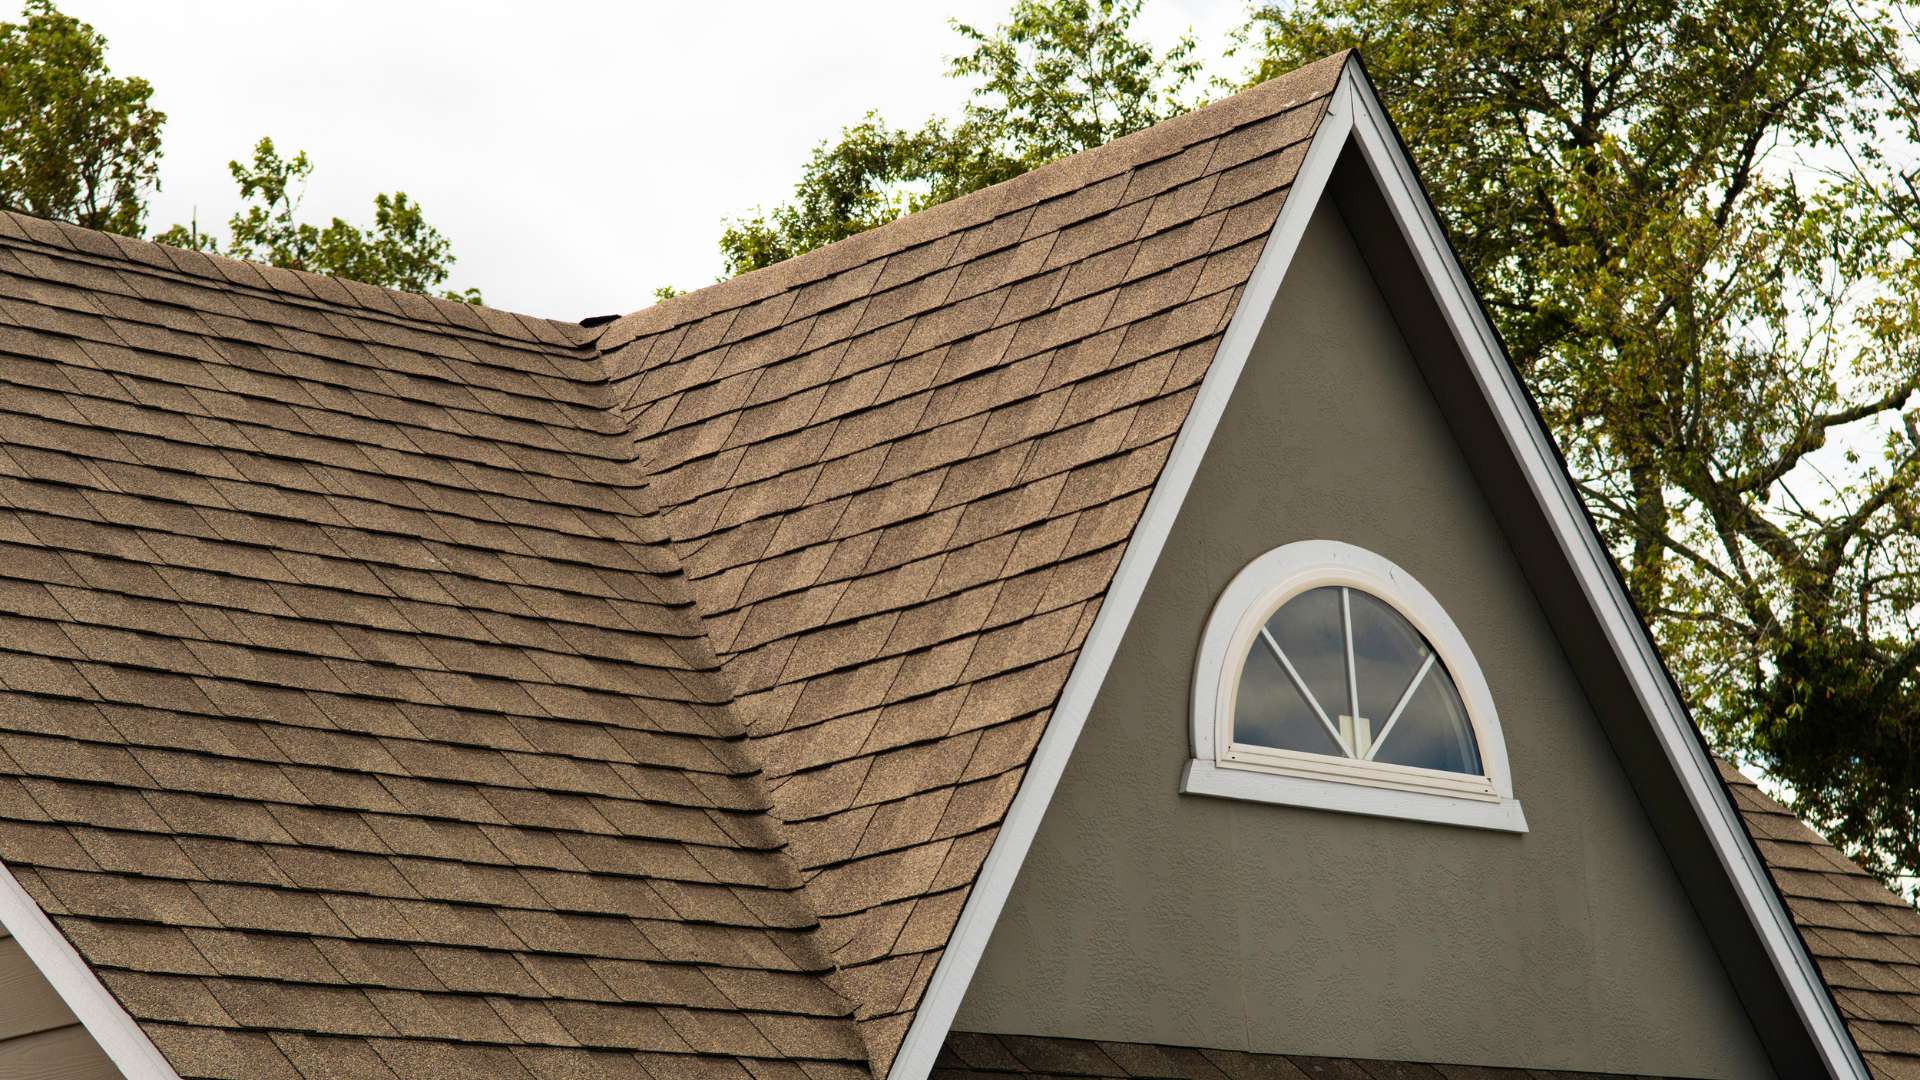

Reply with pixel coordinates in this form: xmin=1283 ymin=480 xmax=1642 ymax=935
xmin=0 ymin=209 xmax=595 ymax=353
xmin=591 ymin=48 xmax=1355 ymax=355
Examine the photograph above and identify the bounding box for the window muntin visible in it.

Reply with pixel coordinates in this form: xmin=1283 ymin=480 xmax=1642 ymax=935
xmin=1232 ymin=585 xmax=1481 ymax=775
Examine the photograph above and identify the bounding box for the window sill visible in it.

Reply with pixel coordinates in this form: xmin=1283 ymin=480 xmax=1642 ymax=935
xmin=1180 ymin=759 xmax=1529 ymax=833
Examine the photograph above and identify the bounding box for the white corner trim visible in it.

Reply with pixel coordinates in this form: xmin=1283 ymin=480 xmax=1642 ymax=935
xmin=1339 ymin=73 xmax=1868 ymax=1080
xmin=1181 ymin=760 xmax=1529 ymax=833
xmin=887 ymin=55 xmax=1865 ymax=1080
xmin=0 ymin=859 xmax=180 ymax=1078
xmin=885 ymin=68 xmax=1362 ymax=1080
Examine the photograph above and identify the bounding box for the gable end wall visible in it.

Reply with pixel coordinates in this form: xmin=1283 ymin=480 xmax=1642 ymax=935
xmin=950 ymin=198 xmax=1778 ymax=1079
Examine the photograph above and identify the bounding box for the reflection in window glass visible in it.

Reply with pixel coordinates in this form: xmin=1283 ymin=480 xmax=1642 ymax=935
xmin=1370 ymin=661 xmax=1481 ymax=774
xmin=1234 ymin=635 xmax=1343 ymax=756
xmin=1264 ymin=586 xmax=1348 ymax=721
xmin=1233 ymin=586 xmax=1483 ymax=775
xmin=1348 ymin=590 xmax=1429 ymax=723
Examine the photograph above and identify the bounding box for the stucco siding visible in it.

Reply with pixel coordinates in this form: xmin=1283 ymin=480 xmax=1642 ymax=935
xmin=951 ymin=200 xmax=1777 ymax=1079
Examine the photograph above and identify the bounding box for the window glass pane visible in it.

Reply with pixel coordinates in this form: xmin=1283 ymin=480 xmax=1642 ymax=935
xmin=1347 ymin=590 xmax=1432 ymax=724
xmin=1231 ymin=582 xmax=1485 ymax=776
xmin=1371 ymin=663 xmax=1482 ymax=774
xmin=1233 ymin=633 xmax=1343 ymax=756
xmin=1264 ymin=586 xmax=1348 ymax=722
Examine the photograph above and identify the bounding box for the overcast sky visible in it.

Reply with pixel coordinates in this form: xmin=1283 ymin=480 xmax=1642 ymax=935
xmin=56 ymin=2 xmax=1250 ymax=321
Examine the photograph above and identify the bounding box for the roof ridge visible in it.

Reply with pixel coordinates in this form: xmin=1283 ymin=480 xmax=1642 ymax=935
xmin=0 ymin=210 xmax=594 ymax=353
xmin=591 ymin=49 xmax=1354 ymax=355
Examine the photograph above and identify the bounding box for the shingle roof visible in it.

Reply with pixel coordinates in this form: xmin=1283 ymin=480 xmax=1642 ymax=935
xmin=0 ymin=46 xmax=1912 ymax=1080
xmin=0 ymin=211 xmax=868 ymax=1077
xmin=1721 ymin=763 xmax=1920 ymax=1079
xmin=932 ymin=1032 xmax=1693 ymax=1079
xmin=591 ymin=49 xmax=1348 ymax=1075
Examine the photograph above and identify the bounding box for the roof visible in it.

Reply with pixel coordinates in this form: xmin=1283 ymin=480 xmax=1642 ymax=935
xmin=0 ymin=45 xmax=1910 ymax=1080
xmin=1722 ymin=764 xmax=1920 ymax=1078
xmin=590 ymin=49 xmax=1348 ymax=1075
xmin=0 ymin=212 xmax=869 ymax=1077
xmin=934 ymin=1032 xmax=1705 ymax=1079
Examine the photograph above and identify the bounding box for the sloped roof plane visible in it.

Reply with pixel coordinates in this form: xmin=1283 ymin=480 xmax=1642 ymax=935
xmin=0 ymin=217 xmax=869 ymax=1077
xmin=593 ymin=51 xmax=1349 ymax=1076
xmin=0 ymin=46 xmax=1909 ymax=1080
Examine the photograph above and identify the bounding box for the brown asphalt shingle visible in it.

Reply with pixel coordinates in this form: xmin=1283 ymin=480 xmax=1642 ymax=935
xmin=591 ymin=52 xmax=1348 ymax=1074
xmin=0 ymin=46 xmax=1913 ymax=1080
xmin=1719 ymin=763 xmax=1920 ymax=1080
xmin=0 ymin=212 xmax=867 ymax=1078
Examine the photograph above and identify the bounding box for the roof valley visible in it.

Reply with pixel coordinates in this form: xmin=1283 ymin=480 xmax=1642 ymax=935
xmin=590 ymin=54 xmax=1348 ymax=1075
xmin=2 ymin=41 xmax=1906 ymax=1080
xmin=0 ymin=209 xmax=877 ymax=1076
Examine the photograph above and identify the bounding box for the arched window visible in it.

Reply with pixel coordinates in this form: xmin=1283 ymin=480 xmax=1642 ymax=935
xmin=1183 ymin=540 xmax=1527 ymax=832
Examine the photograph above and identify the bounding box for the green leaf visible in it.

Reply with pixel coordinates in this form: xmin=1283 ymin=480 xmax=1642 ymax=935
xmin=163 ymin=136 xmax=481 ymax=302
xmin=719 ymin=0 xmax=1200 ymax=275
xmin=0 ymin=0 xmax=165 ymax=235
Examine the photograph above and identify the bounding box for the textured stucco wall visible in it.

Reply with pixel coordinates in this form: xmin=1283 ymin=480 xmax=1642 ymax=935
xmin=951 ymin=201 xmax=1776 ymax=1078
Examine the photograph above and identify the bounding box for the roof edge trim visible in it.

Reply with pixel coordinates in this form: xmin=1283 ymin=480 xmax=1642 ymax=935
xmin=0 ymin=859 xmax=181 ymax=1077
xmin=884 ymin=63 xmax=1357 ymax=1080
xmin=888 ymin=56 xmax=1869 ymax=1080
xmin=1339 ymin=56 xmax=1868 ymax=1080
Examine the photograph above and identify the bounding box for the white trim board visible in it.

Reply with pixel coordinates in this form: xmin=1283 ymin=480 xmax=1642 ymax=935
xmin=883 ymin=71 xmax=1356 ymax=1080
xmin=885 ymin=56 xmax=1866 ymax=1080
xmin=0 ymin=859 xmax=179 ymax=1078
xmin=1180 ymin=761 xmax=1529 ymax=833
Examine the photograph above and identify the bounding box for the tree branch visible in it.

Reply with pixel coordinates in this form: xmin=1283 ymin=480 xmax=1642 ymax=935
xmin=1731 ymin=375 xmax=1920 ymax=495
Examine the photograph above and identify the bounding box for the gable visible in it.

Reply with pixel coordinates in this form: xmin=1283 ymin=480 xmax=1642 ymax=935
xmin=591 ymin=53 xmax=1875 ymax=1080
xmin=952 ymin=198 xmax=1776 ymax=1077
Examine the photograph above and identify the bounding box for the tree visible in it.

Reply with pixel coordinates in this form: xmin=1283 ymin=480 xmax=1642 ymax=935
xmin=717 ymin=0 xmax=1200 ymax=275
xmin=1243 ymin=0 xmax=1920 ymax=895
xmin=0 ymin=2 xmax=480 ymax=299
xmin=0 ymin=0 xmax=164 ymax=235
xmin=157 ymin=138 xmax=480 ymax=303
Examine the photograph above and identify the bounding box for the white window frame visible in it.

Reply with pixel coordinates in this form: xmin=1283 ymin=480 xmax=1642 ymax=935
xmin=1182 ymin=539 xmax=1528 ymax=832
